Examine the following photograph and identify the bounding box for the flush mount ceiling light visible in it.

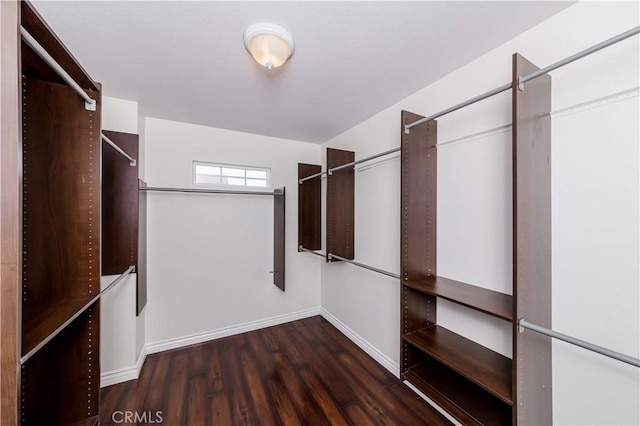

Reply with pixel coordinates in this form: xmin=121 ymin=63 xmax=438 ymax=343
xmin=243 ymin=23 xmax=295 ymax=70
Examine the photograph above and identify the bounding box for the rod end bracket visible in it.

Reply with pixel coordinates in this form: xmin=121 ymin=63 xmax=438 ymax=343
xmin=517 ymin=77 xmax=524 ymax=91
xmin=130 ymin=160 xmax=137 ymax=167
xmin=85 ymin=99 xmax=97 ymax=111
xmin=404 ymin=125 xmax=410 ymax=135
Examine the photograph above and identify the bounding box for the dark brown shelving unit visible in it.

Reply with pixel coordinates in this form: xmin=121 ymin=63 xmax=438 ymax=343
xmin=400 ymin=51 xmax=551 ymax=426
xmin=404 ymin=363 xmax=512 ymax=426
xmin=21 ymin=295 xmax=95 ymax=355
xmin=102 ymin=130 xmax=139 ymax=276
xmin=403 ymin=325 xmax=512 ymax=403
xmin=138 ymin=179 xmax=148 ymax=315
xmin=21 ymin=305 xmax=100 ymax=426
xmin=273 ymin=187 xmax=286 ymax=290
xmin=298 ymin=163 xmax=322 ymax=251
xmin=512 ymin=53 xmax=553 ymax=426
xmin=400 ymin=110 xmax=514 ymax=425
xmin=101 ymin=130 xmax=147 ymax=314
xmin=326 ymin=148 xmax=355 ymax=262
xmin=19 ymin=2 xmax=103 ymax=424
xmin=404 ymin=277 xmax=513 ymax=321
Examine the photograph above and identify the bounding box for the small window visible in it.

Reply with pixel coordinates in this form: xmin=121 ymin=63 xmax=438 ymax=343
xmin=194 ymin=162 xmax=271 ymax=189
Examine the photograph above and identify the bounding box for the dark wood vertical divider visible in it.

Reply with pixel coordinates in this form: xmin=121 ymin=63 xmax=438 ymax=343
xmin=512 ymin=53 xmax=552 ymax=425
xmin=273 ymin=187 xmax=286 ymax=290
xmin=400 ymin=110 xmax=437 ymax=374
xmin=102 ymin=130 xmax=139 ymax=276
xmin=19 ymin=2 xmax=103 ymax=424
xmin=0 ymin=1 xmax=20 ymax=423
xmin=326 ymin=148 xmax=354 ymax=261
xmin=297 ymin=163 xmax=321 ymax=251
xmin=138 ymin=180 xmax=148 ymax=315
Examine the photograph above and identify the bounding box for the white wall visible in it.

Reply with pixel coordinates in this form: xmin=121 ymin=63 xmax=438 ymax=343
xmin=102 ymin=96 xmax=138 ymax=135
xmin=320 ymin=2 xmax=639 ymax=424
xmin=144 ymin=118 xmax=321 ymax=346
xmin=101 ymin=96 xmax=145 ymax=384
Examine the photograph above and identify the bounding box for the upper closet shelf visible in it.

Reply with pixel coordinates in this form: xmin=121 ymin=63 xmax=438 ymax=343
xmin=403 ymin=276 xmax=512 ymax=321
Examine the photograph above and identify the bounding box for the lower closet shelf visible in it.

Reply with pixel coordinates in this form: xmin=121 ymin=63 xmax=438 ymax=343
xmin=403 ymin=362 xmax=511 ymax=426
xmin=21 ymin=303 xmax=100 ymax=425
xmin=402 ymin=325 xmax=512 ymax=404
xmin=22 ymin=295 xmax=97 ymax=356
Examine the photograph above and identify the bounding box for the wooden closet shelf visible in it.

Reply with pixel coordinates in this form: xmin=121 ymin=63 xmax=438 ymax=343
xmin=402 ymin=325 xmax=512 ymax=404
xmin=22 ymin=295 xmax=97 ymax=357
xmin=404 ymin=362 xmax=511 ymax=426
xmin=403 ymin=276 xmax=512 ymax=321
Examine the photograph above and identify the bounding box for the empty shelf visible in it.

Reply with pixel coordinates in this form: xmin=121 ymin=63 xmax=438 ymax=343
xmin=403 ymin=325 xmax=512 ymax=404
xmin=404 ymin=362 xmax=511 ymax=426
xmin=22 ymin=295 xmax=97 ymax=357
xmin=403 ymin=276 xmax=512 ymax=321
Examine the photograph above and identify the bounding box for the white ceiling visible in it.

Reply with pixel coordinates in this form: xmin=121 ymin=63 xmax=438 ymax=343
xmin=33 ymin=1 xmax=573 ymax=143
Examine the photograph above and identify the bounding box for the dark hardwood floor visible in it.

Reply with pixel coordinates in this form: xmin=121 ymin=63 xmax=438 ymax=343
xmin=99 ymin=316 xmax=452 ymax=425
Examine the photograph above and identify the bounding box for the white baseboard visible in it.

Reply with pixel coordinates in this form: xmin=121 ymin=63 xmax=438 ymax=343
xmin=101 ymin=307 xmax=320 ymax=387
xmin=136 ymin=345 xmax=147 ymax=377
xmin=146 ymin=307 xmax=322 ymax=355
xmin=320 ymin=307 xmax=399 ymax=377
xmin=101 ymin=344 xmax=148 ymax=388
xmin=101 ymin=364 xmax=138 ymax=388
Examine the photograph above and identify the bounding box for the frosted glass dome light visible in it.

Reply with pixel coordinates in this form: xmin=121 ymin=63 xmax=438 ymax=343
xmin=243 ymin=23 xmax=295 ymax=70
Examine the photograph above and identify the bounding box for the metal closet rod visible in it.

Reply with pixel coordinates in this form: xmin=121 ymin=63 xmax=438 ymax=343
xmin=328 ymin=253 xmax=400 ymax=279
xmin=300 ymin=25 xmax=640 ymax=184
xmin=102 ymin=134 xmax=137 ymax=166
xmin=299 ymin=246 xmax=327 ymax=258
xmin=404 ymin=25 xmax=640 ymax=134
xmin=518 ymin=319 xmax=640 ymax=368
xmin=299 ymin=147 xmax=400 ymax=184
xmin=20 ymin=265 xmax=136 ymax=365
xmin=20 ymin=27 xmax=97 ymax=111
xmin=141 ymin=187 xmax=278 ymax=196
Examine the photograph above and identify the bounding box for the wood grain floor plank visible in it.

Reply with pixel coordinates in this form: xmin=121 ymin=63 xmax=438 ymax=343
xmin=239 ymin=349 xmax=278 ymax=426
xmin=270 ymin=324 xmax=307 ymax=367
xmin=315 ymin=318 xmax=393 ymax=385
xmin=205 ymin=342 xmax=224 ymax=395
xmin=186 ymin=375 xmax=206 ymax=425
xmin=140 ymin=352 xmax=172 ymax=414
xmin=260 ymin=326 xmax=281 ymax=352
xmin=287 ymin=318 xmax=317 ymax=345
xmin=132 ymin=353 xmax=159 ymax=409
xmin=221 ymin=343 xmax=259 ymax=425
xmin=162 ymin=350 xmax=189 ymax=425
xmin=299 ymin=368 xmax=349 ymax=426
xmin=246 ymin=329 xmax=276 ymax=380
xmin=187 ymin=343 xmax=205 ymax=376
xmin=98 ymin=316 xmax=452 ymax=426
xmin=289 ymin=322 xmax=354 ymax=407
xmin=268 ymin=377 xmax=303 ymax=426
xmin=339 ymin=351 xmax=450 ymax=425
xmin=343 ymin=403 xmax=384 ymax=426
xmin=272 ymin=351 xmax=328 ymax=425
xmin=208 ymin=394 xmax=232 ymax=425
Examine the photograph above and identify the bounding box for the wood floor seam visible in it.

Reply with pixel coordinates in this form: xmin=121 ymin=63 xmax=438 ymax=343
xmin=99 ymin=316 xmax=452 ymax=425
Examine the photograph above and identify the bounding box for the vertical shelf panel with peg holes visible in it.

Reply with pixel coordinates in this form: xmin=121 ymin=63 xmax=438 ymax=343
xmin=400 ymin=109 xmax=514 ymax=425
xmin=19 ymin=2 xmax=102 ymax=425
xmin=326 ymin=148 xmax=355 ymax=262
